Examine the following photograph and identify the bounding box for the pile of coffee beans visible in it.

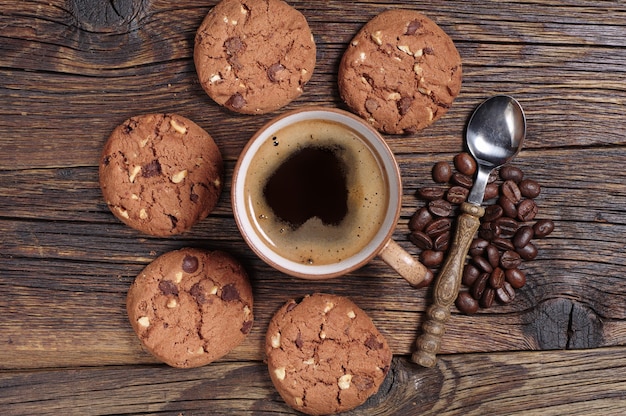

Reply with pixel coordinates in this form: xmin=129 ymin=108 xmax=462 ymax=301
xmin=409 ymin=152 xmax=554 ymax=314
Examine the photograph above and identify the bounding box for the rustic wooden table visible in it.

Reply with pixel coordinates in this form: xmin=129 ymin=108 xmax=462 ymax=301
xmin=2 ymin=0 xmax=626 ymax=414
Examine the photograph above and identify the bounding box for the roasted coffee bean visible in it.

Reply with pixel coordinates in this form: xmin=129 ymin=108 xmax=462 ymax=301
xmin=501 ymin=180 xmax=522 ymax=204
xmin=517 ymin=199 xmax=538 ymax=221
xmin=499 ymin=165 xmax=524 ymax=183
xmin=428 ymin=199 xmax=453 ymax=217
xmin=433 ymin=232 xmax=450 ymax=251
xmin=414 ymin=269 xmax=435 ymax=289
xmin=484 ymin=204 xmax=504 ymax=222
xmin=494 ymin=217 xmax=519 ymax=237
xmin=492 ymin=237 xmax=515 ymax=251
xmin=446 ymin=186 xmax=469 ymax=204
xmin=409 ymin=207 xmax=433 ymax=232
xmin=480 ymin=287 xmax=495 ymax=308
xmin=409 ymin=230 xmax=433 ymax=250
xmin=498 ymin=196 xmax=518 ymax=218
xmin=472 ymin=255 xmax=493 ymax=273
xmin=471 ymin=272 xmax=490 ymax=300
xmin=425 ymin=217 xmax=452 ymax=237
xmin=489 ymin=267 xmax=505 ymax=289
xmin=505 ymin=268 xmax=526 ymax=289
xmin=454 ymin=152 xmax=477 ymax=176
xmin=417 ymin=186 xmax=446 ymax=200
xmin=469 ymin=238 xmax=489 ymax=257
xmin=486 ymin=244 xmax=500 ymax=268
xmin=533 ymin=219 xmax=555 ymax=237
xmin=432 ymin=161 xmax=453 ymax=183
xmin=519 ymin=179 xmax=541 ymax=198
xmin=410 ymin=155 xmax=551 ymax=310
xmin=517 ymin=242 xmax=538 ymax=260
xmin=452 ymin=172 xmax=474 ymax=188
xmin=513 ymin=225 xmax=534 ymax=248
xmin=479 ymin=221 xmax=500 ymax=241
xmin=462 ymin=264 xmax=481 ymax=286
xmin=484 ymin=183 xmax=500 ymax=200
xmin=496 ymin=281 xmax=516 ymax=304
xmin=456 ymin=291 xmax=479 ymax=314
xmin=420 ymin=249 xmax=444 ymax=267
xmin=500 ymin=250 xmax=522 ymax=269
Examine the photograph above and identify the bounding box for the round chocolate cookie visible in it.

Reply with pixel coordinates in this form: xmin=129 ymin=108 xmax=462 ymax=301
xmin=265 ymin=293 xmax=392 ymax=415
xmin=338 ymin=9 xmax=462 ymax=135
xmin=127 ymin=248 xmax=254 ymax=368
xmin=194 ymin=0 xmax=316 ymax=114
xmin=99 ymin=113 xmax=223 ymax=236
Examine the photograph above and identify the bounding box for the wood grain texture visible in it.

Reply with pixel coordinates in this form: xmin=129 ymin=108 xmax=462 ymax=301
xmin=1 ymin=0 xmax=626 ymax=414
xmin=2 ymin=348 xmax=626 ymax=415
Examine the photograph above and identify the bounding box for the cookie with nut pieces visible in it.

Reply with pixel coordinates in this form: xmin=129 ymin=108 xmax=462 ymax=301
xmin=127 ymin=248 xmax=254 ymax=368
xmin=265 ymin=293 xmax=392 ymax=415
xmin=338 ymin=9 xmax=462 ymax=134
xmin=99 ymin=113 xmax=223 ymax=236
xmin=194 ymin=0 xmax=316 ymax=114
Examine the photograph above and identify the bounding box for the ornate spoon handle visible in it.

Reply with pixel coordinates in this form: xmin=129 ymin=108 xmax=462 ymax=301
xmin=412 ymin=202 xmax=484 ymax=368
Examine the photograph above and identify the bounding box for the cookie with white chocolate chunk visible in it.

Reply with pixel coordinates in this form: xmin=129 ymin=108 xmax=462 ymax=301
xmin=127 ymin=248 xmax=254 ymax=368
xmin=338 ymin=9 xmax=462 ymax=134
xmin=194 ymin=0 xmax=316 ymax=114
xmin=265 ymin=293 xmax=392 ymax=415
xmin=99 ymin=113 xmax=223 ymax=236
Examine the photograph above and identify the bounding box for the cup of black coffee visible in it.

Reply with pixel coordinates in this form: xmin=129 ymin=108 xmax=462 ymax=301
xmin=232 ymin=107 xmax=426 ymax=284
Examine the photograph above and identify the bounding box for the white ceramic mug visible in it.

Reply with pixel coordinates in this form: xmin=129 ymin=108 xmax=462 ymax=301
xmin=231 ymin=107 xmax=426 ymax=285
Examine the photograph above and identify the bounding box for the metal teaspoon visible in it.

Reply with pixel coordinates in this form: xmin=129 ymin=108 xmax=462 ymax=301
xmin=412 ymin=95 xmax=526 ymax=368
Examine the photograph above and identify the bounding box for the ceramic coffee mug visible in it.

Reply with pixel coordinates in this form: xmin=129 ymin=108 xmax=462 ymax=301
xmin=232 ymin=107 xmax=426 ymax=285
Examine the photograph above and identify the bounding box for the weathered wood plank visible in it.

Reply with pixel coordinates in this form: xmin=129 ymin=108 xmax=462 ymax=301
xmin=2 ymin=348 xmax=626 ymax=415
xmin=2 ymin=0 xmax=626 ymax=413
xmin=2 ymin=147 xmax=626 ymax=222
xmin=3 ymin=240 xmax=626 ymax=369
xmin=2 ymin=142 xmax=626 ymax=368
xmin=1 ymin=1 xmax=625 ymax=168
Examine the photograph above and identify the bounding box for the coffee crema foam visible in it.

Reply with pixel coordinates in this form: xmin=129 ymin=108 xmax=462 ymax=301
xmin=244 ymin=119 xmax=389 ymax=265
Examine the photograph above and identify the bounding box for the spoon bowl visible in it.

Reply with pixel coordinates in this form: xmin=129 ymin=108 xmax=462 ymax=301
xmin=467 ymin=95 xmax=526 ymax=168
xmin=413 ymin=95 xmax=526 ymax=368
xmin=466 ymin=95 xmax=526 ymax=206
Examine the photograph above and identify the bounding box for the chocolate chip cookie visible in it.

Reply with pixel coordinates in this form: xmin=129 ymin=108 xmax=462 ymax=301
xmin=127 ymin=248 xmax=254 ymax=368
xmin=99 ymin=113 xmax=223 ymax=236
xmin=338 ymin=9 xmax=462 ymax=134
xmin=194 ymin=0 xmax=316 ymax=114
xmin=265 ymin=293 xmax=392 ymax=415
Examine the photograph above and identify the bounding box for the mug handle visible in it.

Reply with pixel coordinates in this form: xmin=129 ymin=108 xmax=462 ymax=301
xmin=379 ymin=239 xmax=428 ymax=287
